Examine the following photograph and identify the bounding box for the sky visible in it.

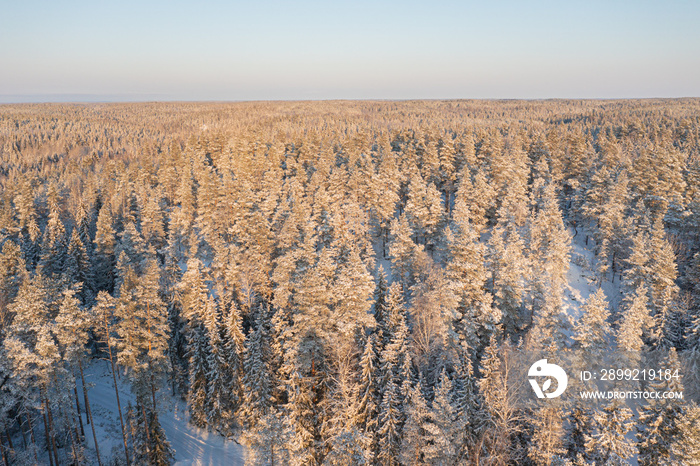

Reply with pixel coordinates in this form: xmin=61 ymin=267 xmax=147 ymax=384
xmin=1 ymin=0 xmax=699 ymax=102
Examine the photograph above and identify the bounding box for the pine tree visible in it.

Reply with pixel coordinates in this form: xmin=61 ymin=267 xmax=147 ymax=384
xmin=453 ymin=167 xmax=495 ymax=234
xmin=178 ymin=258 xmax=211 ymax=427
xmin=405 ymin=173 xmax=444 ymax=248
xmin=127 ymin=403 xmax=149 ymax=465
xmin=445 ymin=214 xmax=498 ymax=351
xmin=54 ymin=285 xmax=102 ymax=465
xmin=114 ymin=258 xmax=169 ymax=410
xmin=92 ymin=290 xmax=130 ymax=465
xmin=573 ymin=288 xmax=611 ymax=359
xmin=378 ymin=283 xmax=410 ymax=391
xmin=0 ymin=239 xmax=26 ymax=326
xmin=637 ymin=348 xmax=684 ymax=465
xmin=528 ymin=180 xmax=571 ymax=307
xmin=648 ymin=219 xmax=680 ymax=348
xmin=139 ymin=190 xmax=166 ymax=253
xmin=623 ymin=229 xmax=651 ymax=293
xmin=332 ymin=244 xmax=376 ymax=340
xmin=389 ymin=214 xmax=420 ymax=287
xmin=488 ymin=224 xmax=528 ymax=338
xmin=15 ymin=178 xmax=41 ymax=269
xmin=566 ymin=403 xmax=594 ymax=462
xmin=527 ymin=180 xmax=571 ymax=351
xmin=286 ymin=369 xmax=322 ymax=466
xmin=585 ymin=399 xmax=635 ymax=464
xmin=187 ymin=324 xmax=210 ymax=428
xmin=670 ymin=402 xmax=700 ymax=465
xmin=617 ymin=285 xmax=650 ymax=354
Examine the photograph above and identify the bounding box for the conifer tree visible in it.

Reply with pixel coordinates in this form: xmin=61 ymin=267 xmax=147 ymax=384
xmin=405 ymin=173 xmax=444 ymax=248
xmin=585 ymin=399 xmax=635 ymax=464
xmin=127 ymin=403 xmax=149 ymax=465
xmin=55 ymin=286 xmax=101 ymax=465
xmin=566 ymin=404 xmax=594 ymax=462
xmin=203 ymin=296 xmax=230 ymax=433
xmin=114 ymin=257 xmax=169 ymax=410
xmin=373 ymin=267 xmax=389 ymax=334
xmin=377 ymin=377 xmax=403 ymax=466
xmin=573 ymin=288 xmax=611 ymax=359
xmin=529 ymin=403 xmax=567 ymax=466
xmin=224 ymin=297 xmax=246 ymax=418
xmin=286 ymin=369 xmax=323 ymax=466
xmin=93 ymin=205 xmax=117 ymax=293
xmin=178 ymin=258 xmax=211 ymax=427
xmin=146 ymin=407 xmax=175 ymax=466
xmin=445 ymin=213 xmax=498 ymax=350
xmin=93 ymin=290 xmax=130 ymax=465
xmin=240 ymin=409 xmax=290 ymax=465
xmin=617 ymin=285 xmax=650 ymax=354
xmin=355 ymin=333 xmax=380 ymax=461
xmin=637 ymin=348 xmax=684 ymax=465
xmin=479 ymin=335 xmax=522 ymax=464
xmin=399 ymin=380 xmax=430 ymax=465
xmin=528 ymin=180 xmax=571 ymax=307
xmin=37 ymin=186 xmax=68 ymax=283
xmin=670 ymin=402 xmax=700 ymax=465
xmin=242 ymin=307 xmax=275 ymax=429
xmin=488 ymin=224 xmax=528 ymax=337
xmin=648 ymin=219 xmax=680 ymax=347
xmin=389 ymin=214 xmax=420 ymax=287
xmin=0 ymin=239 xmax=26 ymax=326
xmin=423 ymin=370 xmax=458 ymax=464
xmin=64 ymin=228 xmax=93 ymax=303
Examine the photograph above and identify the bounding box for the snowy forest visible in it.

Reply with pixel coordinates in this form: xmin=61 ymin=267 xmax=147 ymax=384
xmin=0 ymin=99 xmax=699 ymax=465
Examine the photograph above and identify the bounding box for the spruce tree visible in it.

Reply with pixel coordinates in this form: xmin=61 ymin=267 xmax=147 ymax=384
xmin=355 ymin=333 xmax=380 ymax=461
xmin=377 ymin=377 xmax=403 ymax=466
xmin=93 ymin=205 xmax=116 ymax=293
xmin=399 ymin=380 xmax=430 ymax=465
xmin=204 ymin=296 xmax=230 ymax=433
xmin=146 ymin=407 xmax=175 ymax=466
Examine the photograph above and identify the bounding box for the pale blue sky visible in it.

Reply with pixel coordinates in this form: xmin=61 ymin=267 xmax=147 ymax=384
xmin=1 ymin=0 xmax=698 ymax=101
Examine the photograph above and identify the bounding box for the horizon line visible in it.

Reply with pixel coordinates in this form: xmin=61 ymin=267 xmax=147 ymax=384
xmin=1 ymin=95 xmax=699 ymax=105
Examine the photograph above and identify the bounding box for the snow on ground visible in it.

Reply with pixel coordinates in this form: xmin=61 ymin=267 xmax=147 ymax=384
xmin=563 ymin=227 xmax=623 ymax=323
xmin=80 ymin=361 xmax=244 ymax=466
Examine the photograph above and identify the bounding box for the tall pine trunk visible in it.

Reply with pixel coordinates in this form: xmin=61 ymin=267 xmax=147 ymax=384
xmin=102 ymin=313 xmax=131 ymax=466
xmin=74 ymin=382 xmax=85 ymax=436
xmin=79 ymin=360 xmax=102 ymax=466
xmin=44 ymin=395 xmax=59 ymax=466
xmin=0 ymin=432 xmax=8 ymax=466
xmin=41 ymin=397 xmax=54 ymax=466
xmin=108 ymin=343 xmax=130 ymax=466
